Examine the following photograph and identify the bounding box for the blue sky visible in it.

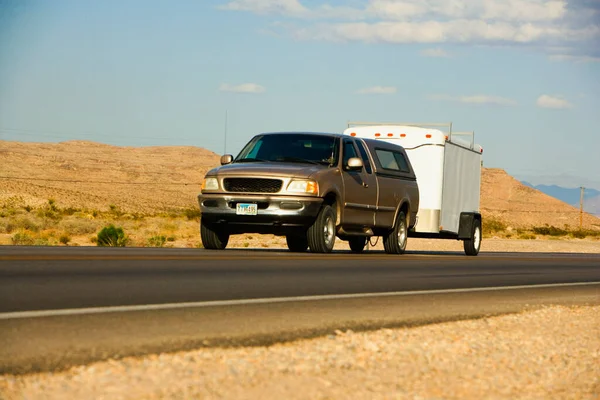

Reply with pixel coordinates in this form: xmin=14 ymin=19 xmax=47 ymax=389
xmin=1 ymin=0 xmax=599 ymax=188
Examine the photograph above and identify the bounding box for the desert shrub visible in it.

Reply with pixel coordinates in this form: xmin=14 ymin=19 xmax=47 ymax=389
xmin=59 ymin=234 xmax=71 ymax=245
xmin=60 ymin=207 xmax=80 ymax=216
xmin=12 ymin=231 xmax=35 ymax=245
xmin=108 ymin=204 xmax=124 ymax=217
xmin=243 ymin=242 xmax=250 ymax=248
xmin=59 ymin=219 xmax=98 ymax=235
xmin=482 ymin=218 xmax=507 ymax=235
xmin=532 ymin=225 xmax=568 ymax=236
xmin=37 ymin=199 xmax=61 ymax=220
xmin=24 ymin=205 xmax=33 ymax=213
xmin=9 ymin=216 xmax=42 ymax=233
xmin=519 ymin=233 xmax=536 ymax=240
xmin=33 ymin=238 xmax=50 ymax=246
xmin=571 ymin=229 xmax=600 ymax=239
xmin=167 ymin=236 xmax=176 ymax=242
xmin=90 ymin=236 xmax=98 ymax=243
xmin=184 ymin=207 xmax=201 ymax=220
xmin=147 ymin=235 xmax=167 ymax=247
xmin=97 ymin=224 xmax=128 ymax=247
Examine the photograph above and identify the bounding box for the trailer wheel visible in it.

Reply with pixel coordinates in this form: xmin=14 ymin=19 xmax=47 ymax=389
xmin=307 ymin=205 xmax=336 ymax=253
xmin=348 ymin=237 xmax=367 ymax=253
xmin=200 ymin=219 xmax=229 ymax=250
xmin=463 ymin=218 xmax=481 ymax=256
xmin=286 ymin=234 xmax=309 ymax=252
xmin=383 ymin=211 xmax=407 ymax=255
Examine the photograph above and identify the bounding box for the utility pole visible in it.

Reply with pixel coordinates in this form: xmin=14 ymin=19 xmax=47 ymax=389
xmin=580 ymin=186 xmax=585 ymax=229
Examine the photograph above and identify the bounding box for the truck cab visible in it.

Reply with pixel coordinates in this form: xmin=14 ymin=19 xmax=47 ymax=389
xmin=198 ymin=132 xmax=419 ymax=253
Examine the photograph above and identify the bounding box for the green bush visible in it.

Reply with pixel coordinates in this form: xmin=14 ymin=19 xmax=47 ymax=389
xmin=147 ymin=235 xmax=167 ymax=247
xmin=482 ymin=218 xmax=507 ymax=235
xmin=519 ymin=233 xmax=536 ymax=240
xmin=12 ymin=231 xmax=35 ymax=245
xmin=96 ymin=224 xmax=128 ymax=247
xmin=532 ymin=225 xmax=568 ymax=237
xmin=571 ymin=229 xmax=600 ymax=239
xmin=59 ymin=234 xmax=71 ymax=245
xmin=184 ymin=208 xmax=201 ymax=220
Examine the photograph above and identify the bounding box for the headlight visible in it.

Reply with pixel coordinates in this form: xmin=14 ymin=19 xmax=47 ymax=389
xmin=287 ymin=180 xmax=318 ymax=195
xmin=201 ymin=177 xmax=219 ymax=192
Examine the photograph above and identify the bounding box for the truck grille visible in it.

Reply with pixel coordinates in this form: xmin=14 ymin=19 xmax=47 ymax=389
xmin=223 ymin=178 xmax=283 ymax=193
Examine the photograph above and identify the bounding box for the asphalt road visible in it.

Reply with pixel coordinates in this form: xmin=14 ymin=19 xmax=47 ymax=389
xmin=1 ymin=247 xmax=599 ymax=374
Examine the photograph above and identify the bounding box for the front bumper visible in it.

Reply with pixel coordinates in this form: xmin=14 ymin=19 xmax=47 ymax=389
xmin=198 ymin=193 xmax=323 ymax=234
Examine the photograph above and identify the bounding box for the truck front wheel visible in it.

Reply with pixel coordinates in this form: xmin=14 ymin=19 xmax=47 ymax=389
xmin=200 ymin=219 xmax=229 ymax=250
xmin=463 ymin=218 xmax=482 ymax=256
xmin=383 ymin=211 xmax=407 ymax=255
xmin=307 ymin=205 xmax=336 ymax=253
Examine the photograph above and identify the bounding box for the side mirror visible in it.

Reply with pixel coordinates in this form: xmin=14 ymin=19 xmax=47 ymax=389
xmin=346 ymin=157 xmax=363 ymax=171
xmin=220 ymin=154 xmax=233 ymax=165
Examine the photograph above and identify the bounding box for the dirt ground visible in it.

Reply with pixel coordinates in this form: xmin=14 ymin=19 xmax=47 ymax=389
xmin=1 ymin=305 xmax=598 ymax=400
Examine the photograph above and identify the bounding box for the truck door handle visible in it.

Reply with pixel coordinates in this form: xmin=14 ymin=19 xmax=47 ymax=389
xmin=362 ymin=182 xmax=369 ymax=188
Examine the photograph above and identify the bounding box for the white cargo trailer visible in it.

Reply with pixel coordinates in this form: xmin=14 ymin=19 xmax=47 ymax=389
xmin=343 ymin=122 xmax=483 ymax=255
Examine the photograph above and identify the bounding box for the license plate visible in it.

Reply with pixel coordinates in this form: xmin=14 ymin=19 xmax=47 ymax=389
xmin=236 ymin=203 xmax=258 ymax=216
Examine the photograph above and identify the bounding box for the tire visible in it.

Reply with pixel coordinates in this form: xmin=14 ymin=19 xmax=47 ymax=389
xmin=200 ymin=219 xmax=229 ymax=250
xmin=383 ymin=211 xmax=408 ymax=255
xmin=286 ymin=234 xmax=309 ymax=252
xmin=349 ymin=237 xmax=367 ymax=253
xmin=307 ymin=205 xmax=336 ymax=253
xmin=463 ymin=218 xmax=482 ymax=256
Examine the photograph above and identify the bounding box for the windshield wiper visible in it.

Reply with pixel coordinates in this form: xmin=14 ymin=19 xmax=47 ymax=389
xmin=275 ymin=157 xmax=321 ymax=165
xmin=234 ymin=158 xmax=270 ymax=163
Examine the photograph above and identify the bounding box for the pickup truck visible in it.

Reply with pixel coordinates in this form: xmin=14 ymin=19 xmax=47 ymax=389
xmin=198 ymin=132 xmax=419 ymax=253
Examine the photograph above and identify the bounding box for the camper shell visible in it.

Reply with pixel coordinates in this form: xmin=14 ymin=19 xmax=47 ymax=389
xmin=343 ymin=122 xmax=483 ymax=255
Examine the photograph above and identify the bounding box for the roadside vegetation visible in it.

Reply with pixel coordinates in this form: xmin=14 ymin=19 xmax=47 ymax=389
xmin=0 ymin=199 xmax=203 ymax=247
xmin=483 ymin=217 xmax=600 ymax=240
xmin=1 ymin=201 xmax=599 ymax=247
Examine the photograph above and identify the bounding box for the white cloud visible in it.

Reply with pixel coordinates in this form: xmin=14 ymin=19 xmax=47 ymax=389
xmin=356 ymin=86 xmax=397 ymax=94
xmin=430 ymin=94 xmax=517 ymax=106
xmin=536 ymin=94 xmax=573 ymax=109
xmin=302 ymin=20 xmax=596 ymax=44
xmin=221 ymin=0 xmax=600 ymax=53
xmin=219 ymin=83 xmax=266 ymax=93
xmin=420 ymin=48 xmax=450 ymax=57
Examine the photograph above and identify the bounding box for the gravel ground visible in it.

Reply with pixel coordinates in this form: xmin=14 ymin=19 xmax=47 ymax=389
xmin=2 ymin=305 xmax=598 ymax=400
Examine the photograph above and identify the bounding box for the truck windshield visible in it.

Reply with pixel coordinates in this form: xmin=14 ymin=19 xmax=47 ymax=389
xmin=235 ymin=134 xmax=339 ymax=166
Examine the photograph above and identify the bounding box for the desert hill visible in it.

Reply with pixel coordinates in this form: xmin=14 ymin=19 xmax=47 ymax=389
xmin=1 ymin=140 xmax=599 ymax=230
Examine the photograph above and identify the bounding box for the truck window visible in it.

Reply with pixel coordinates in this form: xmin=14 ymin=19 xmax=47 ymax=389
xmin=393 ymin=152 xmax=410 ymax=172
xmin=375 ymin=149 xmax=400 ymax=170
xmin=235 ymin=134 xmax=340 ymax=165
xmin=375 ymin=149 xmax=410 ymax=173
xmin=355 ymin=140 xmax=373 ymax=174
xmin=343 ymin=140 xmax=359 ymax=168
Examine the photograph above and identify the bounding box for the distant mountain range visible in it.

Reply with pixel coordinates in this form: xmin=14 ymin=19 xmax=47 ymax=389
xmin=521 ymin=183 xmax=600 ymax=217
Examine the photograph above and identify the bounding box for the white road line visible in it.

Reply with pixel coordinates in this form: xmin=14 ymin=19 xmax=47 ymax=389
xmin=1 ymin=281 xmax=599 ymax=320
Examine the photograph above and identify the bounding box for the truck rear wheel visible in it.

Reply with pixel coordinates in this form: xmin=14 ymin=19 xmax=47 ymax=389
xmin=383 ymin=211 xmax=407 ymax=255
xmin=307 ymin=205 xmax=336 ymax=253
xmin=348 ymin=237 xmax=367 ymax=253
xmin=286 ymin=234 xmax=309 ymax=252
xmin=463 ymin=218 xmax=481 ymax=256
xmin=200 ymin=219 xmax=229 ymax=250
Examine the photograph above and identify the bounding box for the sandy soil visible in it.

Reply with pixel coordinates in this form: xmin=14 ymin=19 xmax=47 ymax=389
xmin=2 ymin=140 xmax=599 ymax=229
xmin=1 ymin=305 xmax=598 ymax=399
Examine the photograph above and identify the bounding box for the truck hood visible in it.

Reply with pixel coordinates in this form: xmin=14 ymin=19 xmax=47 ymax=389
xmin=209 ymin=162 xmax=324 ymax=178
